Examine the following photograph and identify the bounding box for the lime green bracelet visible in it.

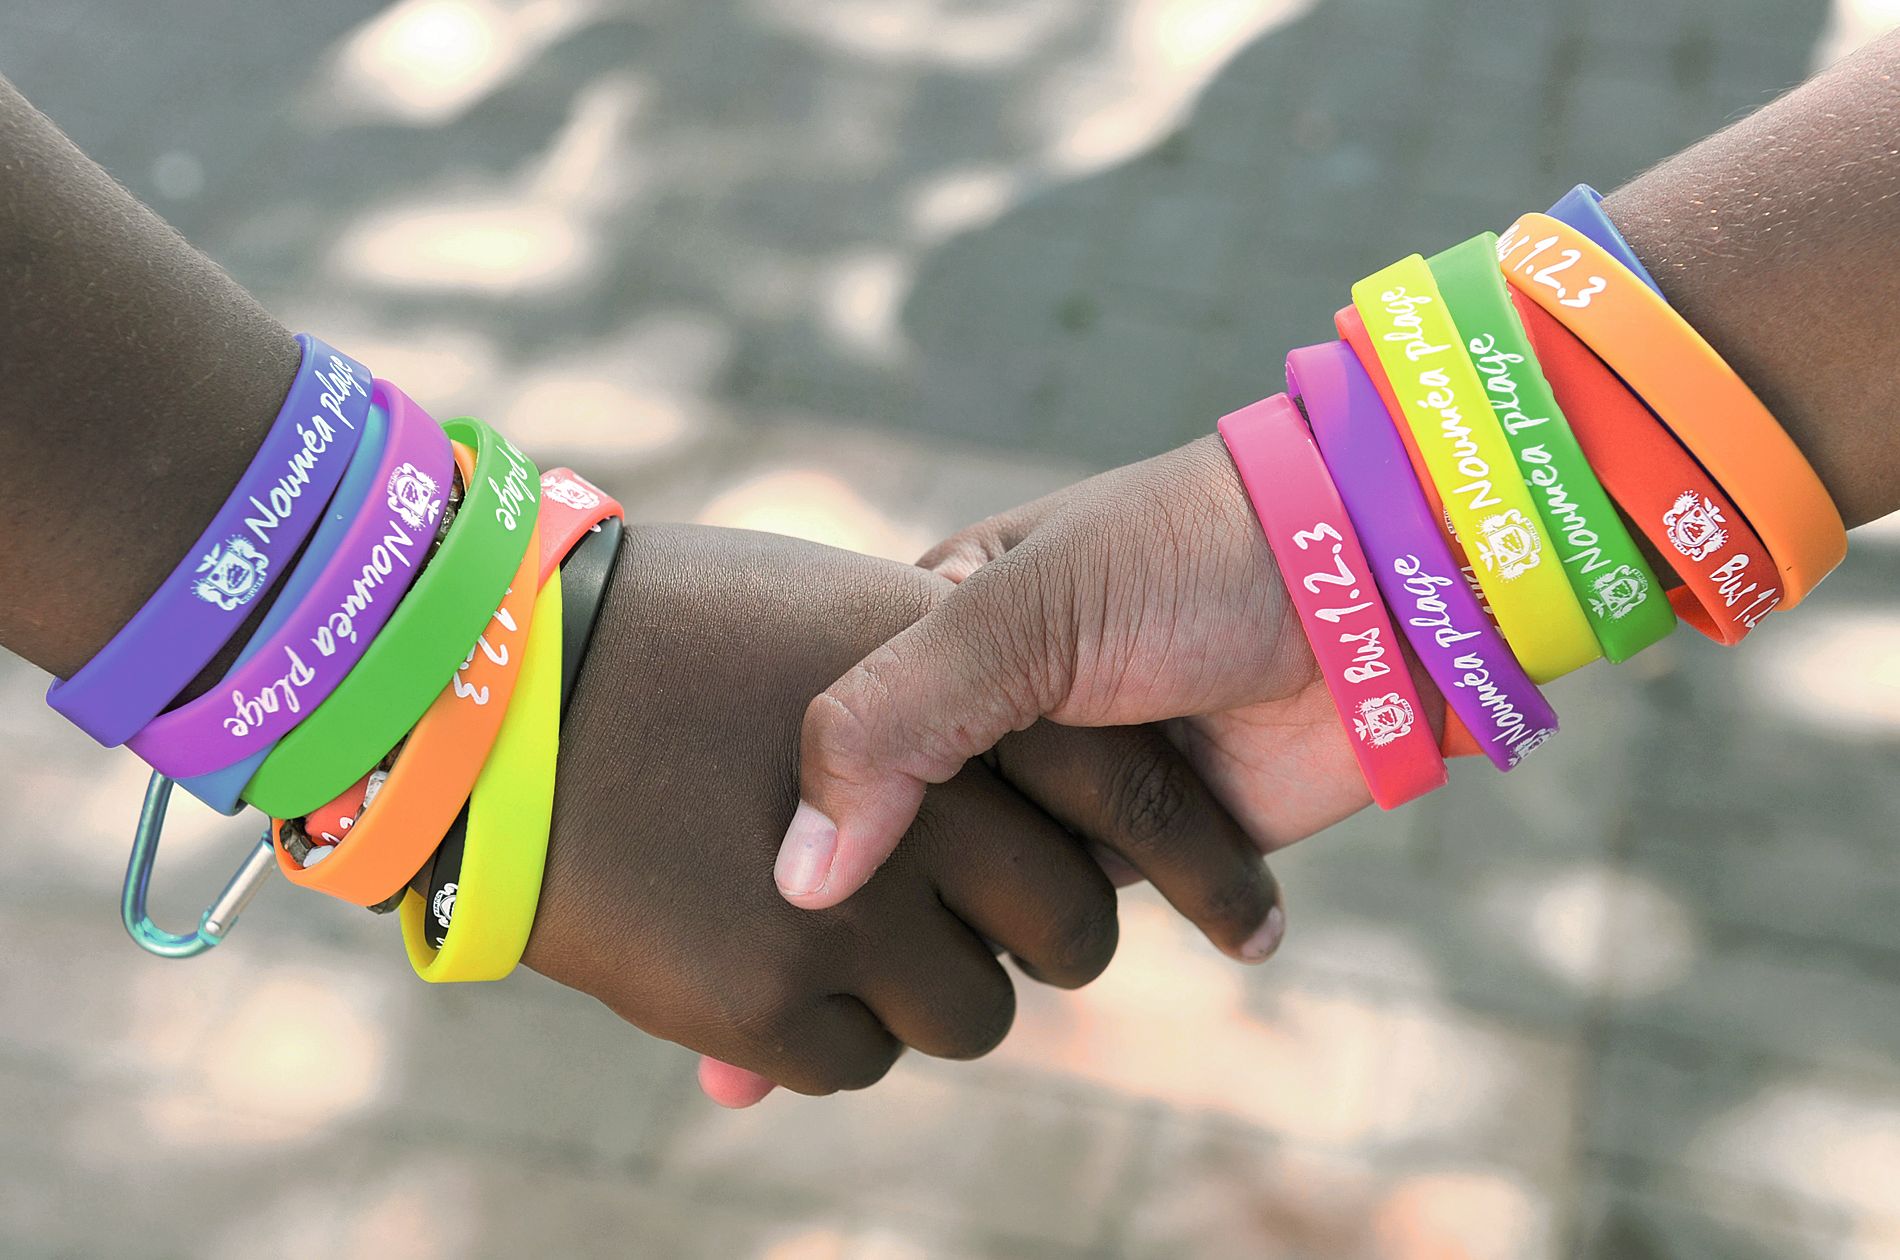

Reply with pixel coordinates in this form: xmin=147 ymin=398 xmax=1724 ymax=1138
xmin=400 ymin=571 xmax=562 ymax=983
xmin=1427 ymin=234 xmax=1674 ymax=661
xmin=244 ymin=410 xmax=541 ymax=818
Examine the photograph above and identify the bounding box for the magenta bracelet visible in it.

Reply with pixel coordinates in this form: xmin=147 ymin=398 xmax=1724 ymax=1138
xmin=1285 ymin=341 xmax=1558 ymax=771
xmin=125 ymin=382 xmax=453 ymax=778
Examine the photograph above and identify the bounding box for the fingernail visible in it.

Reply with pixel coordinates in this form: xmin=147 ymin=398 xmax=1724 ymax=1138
xmin=1239 ymin=906 xmax=1286 ymax=963
xmin=775 ymin=801 xmax=839 ymax=897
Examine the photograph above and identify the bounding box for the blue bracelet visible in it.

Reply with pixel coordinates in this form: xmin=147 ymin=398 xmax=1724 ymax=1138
xmin=1545 ymin=183 xmax=1666 ymax=298
xmin=46 ymin=334 xmax=372 ymax=746
xmin=172 ymin=402 xmax=393 ymax=813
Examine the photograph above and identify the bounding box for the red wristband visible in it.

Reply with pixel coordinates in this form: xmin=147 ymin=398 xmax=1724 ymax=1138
xmin=1512 ymin=292 xmax=1781 ymax=643
xmin=535 ymin=469 xmax=624 ymax=579
xmin=1218 ymin=394 xmax=1447 ymax=808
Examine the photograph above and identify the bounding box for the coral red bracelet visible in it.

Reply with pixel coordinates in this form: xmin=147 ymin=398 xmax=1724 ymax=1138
xmin=1219 ymin=394 xmax=1446 ymax=808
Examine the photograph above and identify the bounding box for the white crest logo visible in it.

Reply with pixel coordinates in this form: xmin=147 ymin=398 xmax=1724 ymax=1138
xmin=193 ymin=536 xmax=270 ymax=610
xmin=1587 ymin=564 xmax=1650 ymax=620
xmin=1663 ymin=491 xmax=1727 ymax=560
xmin=386 ymin=463 xmax=442 ymax=531
xmin=1351 ymin=692 xmax=1415 ymax=747
xmin=431 ymin=882 xmax=458 ymax=929
xmin=1473 ymin=509 xmax=1543 ymax=580
xmin=541 ymin=475 xmax=601 ymax=511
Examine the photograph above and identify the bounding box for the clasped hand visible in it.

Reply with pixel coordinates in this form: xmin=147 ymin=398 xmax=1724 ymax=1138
xmin=524 ymin=437 xmax=1448 ymax=1105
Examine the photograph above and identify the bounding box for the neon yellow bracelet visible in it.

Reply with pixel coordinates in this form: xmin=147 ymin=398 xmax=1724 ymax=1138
xmin=1351 ymin=255 xmax=1600 ymax=682
xmin=400 ymin=572 xmax=563 ymax=982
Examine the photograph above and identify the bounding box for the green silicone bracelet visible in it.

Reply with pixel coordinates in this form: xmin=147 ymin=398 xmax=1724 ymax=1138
xmin=1428 ymin=234 xmax=1674 ymax=662
xmin=243 ymin=412 xmax=541 ymax=817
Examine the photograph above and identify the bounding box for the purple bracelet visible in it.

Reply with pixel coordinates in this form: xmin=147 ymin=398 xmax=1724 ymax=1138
xmin=1286 ymin=341 xmax=1558 ymax=771
xmin=126 ymin=382 xmax=452 ymax=778
xmin=1545 ymin=184 xmax=1666 ymax=298
xmin=47 ymin=334 xmax=372 ymax=747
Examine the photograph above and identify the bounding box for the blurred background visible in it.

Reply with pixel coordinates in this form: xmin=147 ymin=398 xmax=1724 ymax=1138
xmin=4 ymin=0 xmax=1900 ymax=1256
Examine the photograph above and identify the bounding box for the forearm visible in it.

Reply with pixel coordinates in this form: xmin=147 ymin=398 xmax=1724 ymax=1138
xmin=1605 ymin=30 xmax=1900 ymax=530
xmin=0 ymin=75 xmax=297 ymax=679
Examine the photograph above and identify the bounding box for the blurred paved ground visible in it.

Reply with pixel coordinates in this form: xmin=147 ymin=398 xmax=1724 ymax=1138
xmin=4 ymin=1 xmax=1900 ymax=1257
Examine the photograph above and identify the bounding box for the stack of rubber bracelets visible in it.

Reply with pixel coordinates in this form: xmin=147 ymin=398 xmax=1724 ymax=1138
xmin=1222 ymin=185 xmax=1846 ymax=808
xmin=48 ymin=339 xmax=626 ymax=980
xmin=49 ymin=182 xmax=1848 ymax=973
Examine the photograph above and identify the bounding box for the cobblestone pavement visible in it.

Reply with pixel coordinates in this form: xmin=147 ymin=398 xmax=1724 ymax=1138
xmin=4 ymin=1 xmax=1900 ymax=1257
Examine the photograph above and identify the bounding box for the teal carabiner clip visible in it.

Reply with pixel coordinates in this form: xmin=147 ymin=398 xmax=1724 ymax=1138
xmin=123 ymin=771 xmax=278 ymax=958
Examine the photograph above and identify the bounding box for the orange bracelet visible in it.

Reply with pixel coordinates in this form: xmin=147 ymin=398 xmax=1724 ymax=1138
xmin=272 ymin=442 xmax=542 ymax=905
xmin=1498 ymin=213 xmax=1845 ymax=605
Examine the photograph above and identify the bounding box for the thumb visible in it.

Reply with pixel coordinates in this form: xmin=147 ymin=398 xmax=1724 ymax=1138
xmin=774 ymin=543 xmax=1077 ymax=909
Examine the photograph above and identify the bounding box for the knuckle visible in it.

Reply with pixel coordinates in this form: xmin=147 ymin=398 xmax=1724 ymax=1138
xmin=935 ymin=976 xmax=1018 ymax=1060
xmin=1036 ymin=893 xmax=1119 ymax=989
xmin=827 ymin=1040 xmax=902 ymax=1092
xmin=1110 ymin=746 xmax=1196 ymax=857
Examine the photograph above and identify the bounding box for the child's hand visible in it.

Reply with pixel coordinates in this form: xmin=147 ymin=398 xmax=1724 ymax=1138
xmin=777 ymin=436 xmax=1446 ymax=913
xmin=522 ymin=523 xmax=1280 ymax=1096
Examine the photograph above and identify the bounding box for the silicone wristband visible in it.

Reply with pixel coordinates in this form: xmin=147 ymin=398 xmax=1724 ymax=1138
xmin=420 ymin=807 xmax=471 ymax=949
xmin=1218 ymin=394 xmax=1446 ymax=808
xmin=557 ymin=515 xmax=623 ymax=711
xmin=1427 ymin=233 xmax=1674 ymax=662
xmin=244 ymin=406 xmax=540 ymax=817
xmin=426 ymin=511 xmax=624 ymax=946
xmin=171 ymin=405 xmax=391 ymax=813
xmin=400 ymin=573 xmax=563 ymax=982
xmin=1335 ymin=306 xmax=1492 ymax=763
xmin=536 ymin=469 xmax=623 ymax=572
xmin=270 ymin=515 xmax=543 ymax=904
xmin=1351 ymin=256 xmax=1601 ymax=682
xmin=127 ymin=389 xmax=451 ymax=778
xmin=1286 ymin=343 xmax=1557 ymax=771
xmin=1498 ymin=213 xmax=1844 ymax=604
xmin=1512 ymin=291 xmax=1782 ymax=642
xmin=1545 ymin=184 xmax=1664 ymax=297
xmin=301 ymin=772 xmax=376 ymax=854
xmin=47 ymin=335 xmax=371 ymax=746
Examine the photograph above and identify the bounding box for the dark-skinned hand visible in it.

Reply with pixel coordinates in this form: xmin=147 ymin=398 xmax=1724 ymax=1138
xmin=518 ymin=523 xmax=1280 ymax=1101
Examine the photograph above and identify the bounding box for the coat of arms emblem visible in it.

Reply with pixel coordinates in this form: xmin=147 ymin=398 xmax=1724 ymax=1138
xmin=1351 ymin=692 xmax=1415 ymax=747
xmin=1473 ymin=509 xmax=1543 ymax=580
xmin=1587 ymin=564 xmax=1650 ymax=620
xmin=541 ymin=474 xmax=602 ymax=511
xmin=431 ymin=882 xmax=458 ymax=929
xmin=1663 ymin=491 xmax=1727 ymax=560
xmin=192 ymin=536 xmax=270 ymax=610
xmin=386 ymin=462 xmax=443 ymax=531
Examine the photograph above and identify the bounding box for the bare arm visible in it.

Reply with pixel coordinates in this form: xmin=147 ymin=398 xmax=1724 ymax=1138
xmin=1606 ymin=32 xmax=1900 ymax=529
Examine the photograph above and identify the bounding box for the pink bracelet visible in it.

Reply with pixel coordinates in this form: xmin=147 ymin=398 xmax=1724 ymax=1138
xmin=1218 ymin=394 xmax=1447 ymax=808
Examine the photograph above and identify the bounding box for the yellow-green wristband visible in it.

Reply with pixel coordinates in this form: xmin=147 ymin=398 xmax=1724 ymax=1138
xmin=400 ymin=572 xmax=562 ymax=983
xmin=1428 ymin=234 xmax=1674 ymax=662
xmin=1352 ymin=255 xmax=1600 ymax=682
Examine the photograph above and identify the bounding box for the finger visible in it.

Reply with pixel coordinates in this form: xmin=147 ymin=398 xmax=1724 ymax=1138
xmin=994 ymin=722 xmax=1286 ymax=963
xmin=697 ymin=1056 xmax=778 ymax=1108
xmin=916 ymin=487 xmax=1077 ymax=581
xmin=914 ymin=764 xmax=1120 ymax=991
xmin=854 ymin=904 xmax=1021 ymax=1061
xmin=754 ymin=995 xmax=905 ymax=1097
xmin=776 ymin=540 xmax=1078 ymax=910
